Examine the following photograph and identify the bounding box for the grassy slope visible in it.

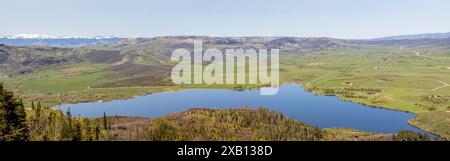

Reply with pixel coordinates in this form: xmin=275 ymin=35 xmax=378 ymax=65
xmin=279 ymin=48 xmax=450 ymax=138
xmin=409 ymin=111 xmax=450 ymax=139
xmin=0 ymin=63 xmax=181 ymax=107
xmin=280 ymin=48 xmax=449 ymax=113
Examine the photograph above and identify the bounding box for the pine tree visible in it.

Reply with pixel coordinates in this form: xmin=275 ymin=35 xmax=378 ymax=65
xmin=81 ymin=118 xmax=92 ymax=141
xmin=48 ymin=111 xmax=55 ymax=140
xmin=0 ymin=83 xmax=29 ymax=141
xmin=34 ymin=101 xmax=42 ymax=132
xmin=60 ymin=108 xmax=73 ymax=141
xmin=31 ymin=101 xmax=35 ymax=110
xmin=66 ymin=108 xmax=72 ymax=128
xmin=72 ymin=119 xmax=82 ymax=141
xmin=94 ymin=121 xmax=100 ymax=141
xmin=103 ymin=112 xmax=108 ymax=130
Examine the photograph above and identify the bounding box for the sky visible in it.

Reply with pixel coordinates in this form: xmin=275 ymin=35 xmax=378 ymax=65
xmin=1 ymin=0 xmax=449 ymax=39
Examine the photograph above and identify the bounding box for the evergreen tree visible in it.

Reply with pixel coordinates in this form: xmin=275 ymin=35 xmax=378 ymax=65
xmin=66 ymin=108 xmax=72 ymax=129
xmin=0 ymin=83 xmax=29 ymax=141
xmin=103 ymin=112 xmax=108 ymax=130
xmin=60 ymin=108 xmax=73 ymax=140
xmin=72 ymin=119 xmax=82 ymax=141
xmin=81 ymin=118 xmax=92 ymax=141
xmin=34 ymin=102 xmax=42 ymax=131
xmin=31 ymin=101 xmax=35 ymax=110
xmin=94 ymin=121 xmax=100 ymax=141
xmin=47 ymin=112 xmax=55 ymax=140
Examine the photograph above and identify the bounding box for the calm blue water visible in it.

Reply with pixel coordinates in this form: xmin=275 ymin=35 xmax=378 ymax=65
xmin=58 ymin=84 xmax=423 ymax=134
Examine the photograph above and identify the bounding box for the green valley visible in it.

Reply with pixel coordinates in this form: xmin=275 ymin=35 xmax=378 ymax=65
xmin=1 ymin=36 xmax=449 ymax=139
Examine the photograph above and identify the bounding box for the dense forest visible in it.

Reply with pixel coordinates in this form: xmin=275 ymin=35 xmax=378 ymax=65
xmin=0 ymin=83 xmax=435 ymax=141
xmin=138 ymin=108 xmax=325 ymax=141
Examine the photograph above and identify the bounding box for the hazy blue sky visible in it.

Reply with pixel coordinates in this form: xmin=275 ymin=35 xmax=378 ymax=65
xmin=1 ymin=0 xmax=449 ymax=39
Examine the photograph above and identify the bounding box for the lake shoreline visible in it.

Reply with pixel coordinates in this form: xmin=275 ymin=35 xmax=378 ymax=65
xmin=55 ymin=83 xmax=426 ymax=135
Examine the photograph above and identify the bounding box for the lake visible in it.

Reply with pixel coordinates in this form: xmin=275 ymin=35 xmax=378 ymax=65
xmin=58 ymin=84 xmax=423 ymax=134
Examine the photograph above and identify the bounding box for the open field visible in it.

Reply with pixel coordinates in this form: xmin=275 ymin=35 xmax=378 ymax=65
xmin=280 ymin=48 xmax=450 ymax=114
xmin=277 ymin=49 xmax=449 ymax=138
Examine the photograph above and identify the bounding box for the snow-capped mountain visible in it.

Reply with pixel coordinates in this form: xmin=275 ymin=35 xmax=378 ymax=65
xmin=0 ymin=34 xmax=53 ymax=39
xmin=0 ymin=34 xmax=123 ymax=47
xmin=371 ymin=32 xmax=450 ymax=41
xmin=0 ymin=34 xmax=119 ymax=39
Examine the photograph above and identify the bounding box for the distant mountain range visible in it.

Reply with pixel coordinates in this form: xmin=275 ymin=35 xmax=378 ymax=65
xmin=371 ymin=32 xmax=450 ymax=41
xmin=1 ymin=32 xmax=449 ymax=50
xmin=0 ymin=34 xmax=123 ymax=47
